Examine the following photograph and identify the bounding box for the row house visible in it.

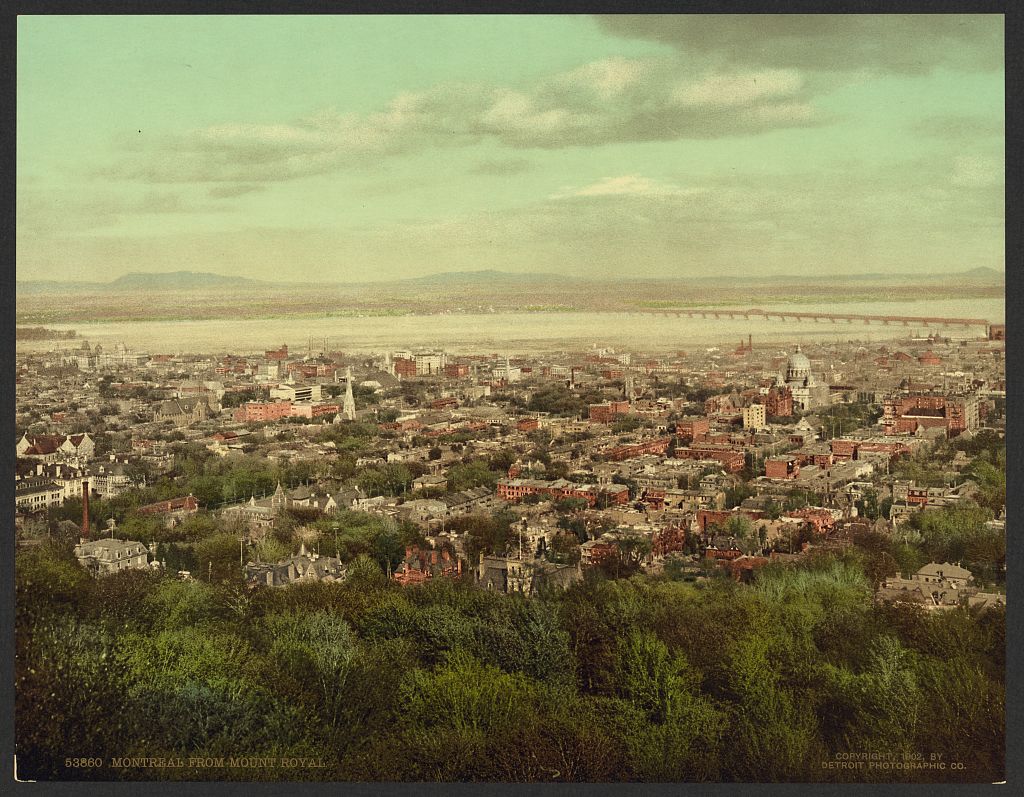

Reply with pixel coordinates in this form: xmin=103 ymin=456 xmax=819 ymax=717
xmin=881 ymin=393 xmax=979 ymax=437
xmin=830 ymin=437 xmax=912 ymax=462
xmin=601 ymin=437 xmax=672 ymax=462
xmin=496 ymin=478 xmax=630 ymax=507
xmin=674 ymin=446 xmax=745 ymax=474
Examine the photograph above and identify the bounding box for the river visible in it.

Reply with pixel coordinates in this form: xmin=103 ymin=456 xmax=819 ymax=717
xmin=18 ymin=298 xmax=1004 ymax=356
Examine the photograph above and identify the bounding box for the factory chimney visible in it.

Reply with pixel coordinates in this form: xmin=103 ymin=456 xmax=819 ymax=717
xmin=81 ymin=480 xmax=90 ymax=540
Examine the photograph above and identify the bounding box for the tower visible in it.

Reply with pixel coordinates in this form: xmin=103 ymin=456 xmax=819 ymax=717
xmin=343 ymin=366 xmax=356 ymax=421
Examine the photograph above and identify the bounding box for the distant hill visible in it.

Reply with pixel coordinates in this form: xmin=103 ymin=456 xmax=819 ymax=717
xmin=17 ymin=271 xmax=266 ymax=294
xmin=108 ymin=271 xmax=265 ymax=290
xmin=16 ymin=266 xmax=1003 ymax=295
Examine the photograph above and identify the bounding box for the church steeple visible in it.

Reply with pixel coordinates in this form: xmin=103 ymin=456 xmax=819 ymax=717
xmin=343 ymin=366 xmax=356 ymax=421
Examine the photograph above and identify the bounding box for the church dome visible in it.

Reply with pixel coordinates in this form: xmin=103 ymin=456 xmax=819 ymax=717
xmin=785 ymin=346 xmax=811 ymax=382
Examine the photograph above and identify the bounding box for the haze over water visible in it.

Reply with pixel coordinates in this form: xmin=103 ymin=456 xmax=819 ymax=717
xmin=23 ymin=298 xmax=1004 ymax=357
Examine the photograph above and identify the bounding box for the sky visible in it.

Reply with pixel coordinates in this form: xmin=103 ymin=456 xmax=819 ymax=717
xmin=17 ymin=14 xmax=1004 ymax=283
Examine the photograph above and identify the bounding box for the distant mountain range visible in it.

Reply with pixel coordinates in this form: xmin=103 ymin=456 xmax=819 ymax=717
xmin=16 ymin=266 xmax=1004 ymax=294
xmin=17 ymin=270 xmax=266 ymax=294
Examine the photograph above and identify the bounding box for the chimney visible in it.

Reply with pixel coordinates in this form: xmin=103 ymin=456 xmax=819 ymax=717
xmin=81 ymin=480 xmax=90 ymax=540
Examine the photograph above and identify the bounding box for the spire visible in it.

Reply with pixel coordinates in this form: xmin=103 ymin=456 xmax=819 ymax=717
xmin=343 ymin=366 xmax=356 ymax=421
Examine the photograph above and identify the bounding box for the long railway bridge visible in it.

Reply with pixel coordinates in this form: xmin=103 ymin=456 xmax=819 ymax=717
xmin=639 ymin=306 xmax=993 ymax=331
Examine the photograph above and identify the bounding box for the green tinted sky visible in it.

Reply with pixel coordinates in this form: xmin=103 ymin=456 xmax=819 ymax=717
xmin=18 ymin=14 xmax=1004 ymax=282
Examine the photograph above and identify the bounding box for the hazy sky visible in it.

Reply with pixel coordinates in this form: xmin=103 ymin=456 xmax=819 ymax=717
xmin=17 ymin=14 xmax=1004 ymax=283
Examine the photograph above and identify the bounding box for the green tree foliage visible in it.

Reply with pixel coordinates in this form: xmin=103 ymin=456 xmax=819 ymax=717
xmin=15 ymin=535 xmax=1005 ymax=783
xmin=446 ymin=460 xmax=499 ymax=491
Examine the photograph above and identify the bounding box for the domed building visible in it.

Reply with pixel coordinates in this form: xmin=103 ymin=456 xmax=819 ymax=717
xmin=776 ymin=345 xmax=830 ymax=411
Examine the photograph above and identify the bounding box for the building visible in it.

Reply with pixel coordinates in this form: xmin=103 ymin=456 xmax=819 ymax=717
xmin=476 ymin=553 xmax=581 ymax=596
xmin=234 ymin=400 xmax=293 ymax=423
xmin=881 ymin=393 xmax=979 ymax=437
xmin=74 ymin=538 xmax=150 ymax=575
xmin=244 ymin=543 xmax=346 ymax=587
xmin=17 ymin=433 xmax=95 ymax=463
xmin=589 ymin=401 xmax=630 ymax=423
xmin=155 ymin=396 xmax=212 ymax=427
xmin=444 ymin=363 xmax=470 ymax=378
xmin=875 ymin=562 xmax=1002 ymax=610
xmin=137 ymin=495 xmax=200 ymax=526
xmin=270 ymin=384 xmax=323 ymax=403
xmin=496 ymin=478 xmax=630 ymax=507
xmin=889 ymin=480 xmax=977 ymax=522
xmin=392 ymin=545 xmax=462 ymax=585
xmin=412 ymin=474 xmax=448 ymax=492
xmin=765 ymin=455 xmax=800 ymax=480
xmin=675 ymin=416 xmax=710 ymax=443
xmin=15 ymin=478 xmax=64 ymax=512
xmin=674 ymin=446 xmax=745 ymax=473
xmin=393 ymin=357 xmax=417 ymax=378
xmin=415 ymin=352 xmax=447 ymax=376
xmin=290 ymin=402 xmax=341 ymax=420
xmin=776 ymin=346 xmax=830 ymax=412
xmin=601 ymin=438 xmax=672 ymax=461
xmin=89 ymin=460 xmax=133 ymax=498
xmin=742 ymin=403 xmax=766 ymax=430
xmin=762 ymin=385 xmax=794 ymax=418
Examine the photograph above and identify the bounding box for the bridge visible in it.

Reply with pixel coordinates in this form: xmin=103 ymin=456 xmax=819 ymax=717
xmin=638 ymin=307 xmax=992 ymax=330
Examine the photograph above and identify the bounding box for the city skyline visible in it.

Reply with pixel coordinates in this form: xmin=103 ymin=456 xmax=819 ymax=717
xmin=18 ymin=14 xmax=1004 ymax=283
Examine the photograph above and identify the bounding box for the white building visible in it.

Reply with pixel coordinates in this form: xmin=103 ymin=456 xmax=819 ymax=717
xmin=742 ymin=404 xmax=767 ymax=430
xmin=776 ymin=346 xmax=830 ymax=412
xmin=415 ymin=352 xmax=447 ymax=376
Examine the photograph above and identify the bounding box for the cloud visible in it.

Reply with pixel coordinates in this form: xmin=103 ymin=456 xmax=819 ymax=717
xmin=17 ymin=186 xmax=228 ymax=239
xmin=18 ymin=159 xmax=1004 ymax=282
xmin=95 ymin=57 xmax=825 ymax=185
xmin=951 ymin=155 xmax=1002 ymax=188
xmin=909 ymin=114 xmax=1004 ymax=140
xmin=469 ymin=157 xmax=534 ymax=176
xmin=552 ymin=174 xmax=703 ymax=199
xmin=675 ymin=69 xmax=802 ymax=108
xmin=208 ymin=183 xmax=266 ymax=199
xmin=594 ymin=14 xmax=1003 ymax=74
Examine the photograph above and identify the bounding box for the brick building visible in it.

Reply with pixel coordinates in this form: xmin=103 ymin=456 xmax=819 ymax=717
xmin=881 ymin=394 xmax=979 ymax=437
xmin=674 ymin=446 xmax=745 ymax=473
xmin=496 ymin=478 xmax=630 ymax=507
xmin=675 ymin=416 xmax=710 ymax=443
xmin=589 ymin=400 xmax=631 ymax=423
xmin=234 ymin=400 xmax=293 ymax=423
xmin=765 ymin=455 xmax=800 ymax=480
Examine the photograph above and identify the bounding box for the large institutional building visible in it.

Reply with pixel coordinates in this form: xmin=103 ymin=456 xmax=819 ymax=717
xmin=776 ymin=346 xmax=830 ymax=412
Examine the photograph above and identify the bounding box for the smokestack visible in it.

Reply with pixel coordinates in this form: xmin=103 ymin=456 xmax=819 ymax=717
xmin=748 ymin=334 xmax=752 ymax=352
xmin=81 ymin=480 xmax=90 ymax=540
